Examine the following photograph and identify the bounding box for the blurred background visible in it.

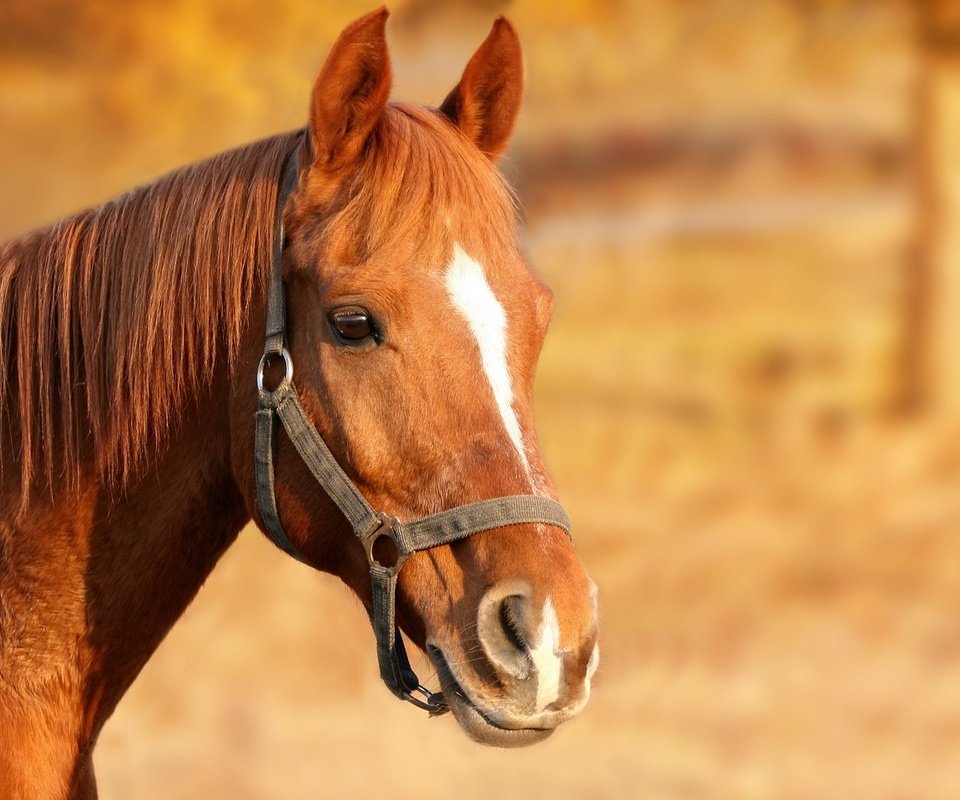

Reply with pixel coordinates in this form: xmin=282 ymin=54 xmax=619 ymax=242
xmin=3 ymin=0 xmax=960 ymax=797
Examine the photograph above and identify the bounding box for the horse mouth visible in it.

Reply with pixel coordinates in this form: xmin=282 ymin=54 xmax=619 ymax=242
xmin=427 ymin=645 xmax=555 ymax=748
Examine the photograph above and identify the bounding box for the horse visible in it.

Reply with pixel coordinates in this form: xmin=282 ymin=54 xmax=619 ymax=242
xmin=0 ymin=8 xmax=599 ymax=798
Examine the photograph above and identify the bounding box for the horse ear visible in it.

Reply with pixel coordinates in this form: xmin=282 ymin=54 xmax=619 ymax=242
xmin=309 ymin=7 xmax=392 ymax=170
xmin=439 ymin=17 xmax=523 ymax=160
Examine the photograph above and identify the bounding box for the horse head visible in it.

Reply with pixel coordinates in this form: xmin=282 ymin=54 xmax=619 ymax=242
xmin=230 ymin=8 xmax=599 ymax=747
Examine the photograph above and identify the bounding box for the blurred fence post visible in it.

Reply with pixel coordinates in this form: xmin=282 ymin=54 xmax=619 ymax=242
xmin=909 ymin=1 xmax=960 ymax=413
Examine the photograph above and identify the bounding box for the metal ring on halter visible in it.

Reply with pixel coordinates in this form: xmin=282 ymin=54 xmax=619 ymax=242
xmin=362 ymin=512 xmax=409 ymax=574
xmin=257 ymin=348 xmax=294 ymax=393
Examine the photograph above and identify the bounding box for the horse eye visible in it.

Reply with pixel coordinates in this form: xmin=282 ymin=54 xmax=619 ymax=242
xmin=330 ymin=309 xmax=373 ymax=342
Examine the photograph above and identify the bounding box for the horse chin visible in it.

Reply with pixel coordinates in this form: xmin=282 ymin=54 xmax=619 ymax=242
xmin=428 ymin=646 xmax=555 ymax=748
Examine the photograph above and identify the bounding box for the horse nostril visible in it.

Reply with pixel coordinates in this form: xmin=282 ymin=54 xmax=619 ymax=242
xmin=477 ymin=584 xmax=534 ymax=681
xmin=499 ymin=595 xmax=529 ymax=653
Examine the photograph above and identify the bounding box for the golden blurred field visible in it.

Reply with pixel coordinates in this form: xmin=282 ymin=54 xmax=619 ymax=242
xmin=4 ymin=1 xmax=960 ymax=798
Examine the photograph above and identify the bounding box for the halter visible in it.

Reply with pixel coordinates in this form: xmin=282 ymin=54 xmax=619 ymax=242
xmin=254 ymin=149 xmax=572 ymax=714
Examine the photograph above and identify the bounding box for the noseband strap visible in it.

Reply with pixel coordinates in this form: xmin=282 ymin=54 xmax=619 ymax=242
xmin=254 ymin=149 xmax=572 ymax=715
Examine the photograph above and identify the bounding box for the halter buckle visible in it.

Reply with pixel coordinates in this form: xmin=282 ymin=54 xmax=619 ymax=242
xmin=362 ymin=512 xmax=409 ymax=574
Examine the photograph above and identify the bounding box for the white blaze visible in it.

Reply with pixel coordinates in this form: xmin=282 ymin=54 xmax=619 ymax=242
xmin=444 ymin=242 xmax=530 ymax=477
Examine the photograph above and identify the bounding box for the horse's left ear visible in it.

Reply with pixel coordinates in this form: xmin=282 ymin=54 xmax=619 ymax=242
xmin=309 ymin=7 xmax=392 ymax=171
xmin=439 ymin=17 xmax=523 ymax=160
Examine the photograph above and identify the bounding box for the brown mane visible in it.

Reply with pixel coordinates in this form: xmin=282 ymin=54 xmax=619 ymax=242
xmin=0 ymin=103 xmax=517 ymax=507
xmin=0 ymin=130 xmax=300 ymax=502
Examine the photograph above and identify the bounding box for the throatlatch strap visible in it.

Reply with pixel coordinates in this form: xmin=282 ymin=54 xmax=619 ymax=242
xmin=264 ymin=152 xmax=299 ymax=356
xmin=254 ymin=405 xmax=308 ymax=564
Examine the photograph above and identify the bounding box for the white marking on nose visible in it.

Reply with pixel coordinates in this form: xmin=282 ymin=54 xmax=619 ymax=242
xmin=529 ymin=598 xmax=562 ymax=711
xmin=444 ymin=242 xmax=530 ymax=478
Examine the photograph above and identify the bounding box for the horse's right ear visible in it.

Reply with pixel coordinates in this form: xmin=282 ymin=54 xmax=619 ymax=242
xmin=308 ymin=7 xmax=392 ymax=171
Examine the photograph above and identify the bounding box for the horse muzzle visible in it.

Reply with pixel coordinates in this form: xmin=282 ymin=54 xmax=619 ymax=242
xmin=426 ymin=579 xmax=600 ymax=748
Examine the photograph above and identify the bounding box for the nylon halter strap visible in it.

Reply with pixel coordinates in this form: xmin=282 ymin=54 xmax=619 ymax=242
xmin=254 ymin=149 xmax=573 ymax=715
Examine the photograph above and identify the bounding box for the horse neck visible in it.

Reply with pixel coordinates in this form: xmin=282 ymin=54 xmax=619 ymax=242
xmin=5 ymin=360 xmax=252 ymax=744
xmin=78 ymin=251 xmax=299 ymax=727
xmin=82 ymin=375 xmax=250 ymax=718
xmin=0 ymin=362 xmax=252 ymax=794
